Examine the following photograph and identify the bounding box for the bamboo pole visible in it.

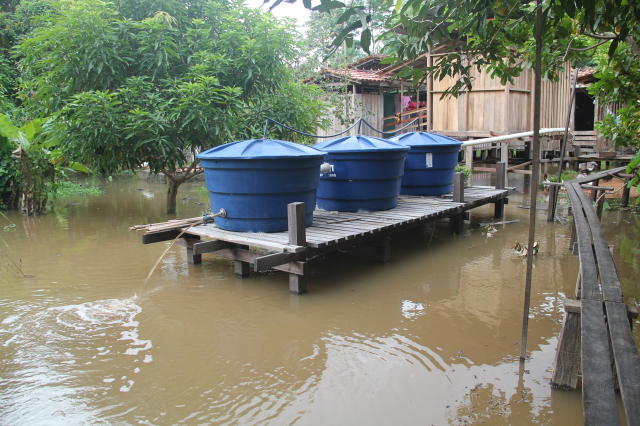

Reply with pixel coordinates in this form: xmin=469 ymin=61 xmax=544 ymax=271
xmin=520 ymin=0 xmax=543 ymax=362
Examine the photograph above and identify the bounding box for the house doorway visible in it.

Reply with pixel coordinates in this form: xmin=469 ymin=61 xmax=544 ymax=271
xmin=574 ymin=88 xmax=595 ymax=131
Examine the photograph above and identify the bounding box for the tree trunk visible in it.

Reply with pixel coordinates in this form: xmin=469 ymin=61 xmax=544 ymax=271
xmin=166 ymin=178 xmax=181 ymax=215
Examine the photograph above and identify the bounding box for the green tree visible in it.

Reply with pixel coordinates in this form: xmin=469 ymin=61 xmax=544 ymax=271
xmin=16 ymin=0 xmax=327 ymax=214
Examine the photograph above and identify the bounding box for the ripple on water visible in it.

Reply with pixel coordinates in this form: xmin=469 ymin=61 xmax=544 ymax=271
xmin=0 ymin=297 xmax=152 ymax=423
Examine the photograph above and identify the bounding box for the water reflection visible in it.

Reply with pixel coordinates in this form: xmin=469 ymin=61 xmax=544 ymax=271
xmin=2 ymin=174 xmax=634 ymax=424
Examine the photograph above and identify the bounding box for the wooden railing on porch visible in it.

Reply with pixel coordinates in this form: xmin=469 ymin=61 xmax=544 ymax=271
xmin=382 ymin=106 xmax=429 ymax=134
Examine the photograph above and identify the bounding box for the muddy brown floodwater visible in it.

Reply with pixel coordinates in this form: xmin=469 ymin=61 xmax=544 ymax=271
xmin=1 ymin=172 xmax=638 ymax=425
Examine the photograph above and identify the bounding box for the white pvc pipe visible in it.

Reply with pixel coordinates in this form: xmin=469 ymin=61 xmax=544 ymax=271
xmin=460 ymin=128 xmax=565 ymax=147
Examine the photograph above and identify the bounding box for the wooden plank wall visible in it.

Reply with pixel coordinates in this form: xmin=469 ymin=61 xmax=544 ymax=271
xmin=430 ymin=56 xmax=571 ymax=135
xmin=316 ymin=92 xmax=383 ymax=138
xmin=314 ymin=58 xmax=572 ymax=139
xmin=539 ymin=62 xmax=572 ymax=129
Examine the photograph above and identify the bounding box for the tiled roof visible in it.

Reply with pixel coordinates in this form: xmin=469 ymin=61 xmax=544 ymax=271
xmin=576 ymin=67 xmax=597 ymax=84
xmin=320 ymin=68 xmax=391 ymax=83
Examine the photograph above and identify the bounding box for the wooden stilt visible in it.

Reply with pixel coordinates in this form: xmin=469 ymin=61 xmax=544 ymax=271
xmin=289 ymin=271 xmax=307 ymax=294
xmin=547 ymin=185 xmax=559 ymax=223
xmin=590 ymin=179 xmax=600 ymax=201
xmin=185 ymin=236 xmax=202 ymax=265
xmin=621 ymin=180 xmax=631 ymax=208
xmin=287 ymin=202 xmax=308 ymax=294
xmin=595 ymin=190 xmax=605 ymax=220
xmin=494 ymin=162 xmax=506 ymax=218
xmin=374 ymin=236 xmax=392 ymax=263
xmin=569 ymin=220 xmax=577 ymax=255
xmin=451 ymin=172 xmax=465 ymax=234
xmin=234 ymin=244 xmax=250 ymax=278
xmin=234 ymin=260 xmax=250 ymax=277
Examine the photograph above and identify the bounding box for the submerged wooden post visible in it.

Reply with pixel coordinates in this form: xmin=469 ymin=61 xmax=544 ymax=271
xmin=185 ymin=235 xmax=202 ymax=265
xmin=621 ymin=180 xmax=631 ymax=208
xmin=590 ymin=179 xmax=600 ymax=201
xmin=288 ymin=202 xmax=307 ymax=294
xmin=494 ymin=162 xmax=506 ymax=218
xmin=451 ymin=172 xmax=465 ymax=234
xmin=375 ymin=236 xmax=392 ymax=263
xmin=547 ymin=185 xmax=559 ymax=223
xmin=234 ymin=244 xmax=251 ymax=278
xmin=595 ymin=189 xmax=605 ymax=220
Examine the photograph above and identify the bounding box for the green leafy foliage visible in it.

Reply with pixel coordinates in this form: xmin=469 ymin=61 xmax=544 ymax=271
xmin=54 ymin=180 xmax=103 ymax=198
xmin=11 ymin=0 xmax=327 ymax=213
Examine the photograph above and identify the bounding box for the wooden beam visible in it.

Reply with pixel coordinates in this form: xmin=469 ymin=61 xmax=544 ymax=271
xmin=192 ymin=240 xmax=233 ymax=255
xmin=254 ymin=252 xmax=300 ymax=272
xmin=142 ymin=230 xmax=180 ymax=244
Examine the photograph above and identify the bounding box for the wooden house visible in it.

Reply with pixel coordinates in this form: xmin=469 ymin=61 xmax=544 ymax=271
xmin=310 ymin=51 xmax=573 ymax=147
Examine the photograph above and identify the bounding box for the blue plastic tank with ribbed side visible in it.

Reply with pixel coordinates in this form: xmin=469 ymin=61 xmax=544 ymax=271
xmin=196 ymin=139 xmax=325 ymax=232
xmin=312 ymin=135 xmax=409 ymax=212
xmin=390 ymin=132 xmax=463 ymax=196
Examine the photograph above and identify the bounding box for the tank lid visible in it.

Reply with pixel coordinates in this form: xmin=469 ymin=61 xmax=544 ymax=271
xmin=197 ymin=139 xmax=325 ymax=160
xmin=312 ymin=135 xmax=409 ymax=153
xmin=390 ymin=132 xmax=462 ymax=147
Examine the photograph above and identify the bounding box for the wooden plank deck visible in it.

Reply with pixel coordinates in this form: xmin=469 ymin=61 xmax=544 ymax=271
xmin=182 ymin=186 xmax=512 ymax=253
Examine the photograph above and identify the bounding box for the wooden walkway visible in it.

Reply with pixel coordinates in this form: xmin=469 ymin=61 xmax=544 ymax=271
xmin=140 ymin=166 xmax=512 ymax=294
xmin=551 ymin=166 xmax=640 ymax=426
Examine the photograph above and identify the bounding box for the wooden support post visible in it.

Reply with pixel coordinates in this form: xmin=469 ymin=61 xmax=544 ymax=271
xmin=569 ymin=220 xmax=577 ymax=255
xmin=233 ymin=244 xmax=250 ymax=278
xmin=451 ymin=172 xmax=465 ymax=234
xmin=465 ymin=145 xmax=473 ymax=170
xmin=184 ymin=236 xmax=202 ymax=265
xmin=288 ymin=202 xmax=308 ymax=294
xmin=551 ymin=299 xmax=582 ymax=390
xmin=590 ymin=179 xmax=600 ymax=201
xmin=500 ymin=142 xmax=509 ymax=174
xmin=494 ymin=162 xmax=506 ymax=219
xmin=547 ymin=185 xmax=559 ymax=223
xmin=621 ymin=180 xmax=631 ymax=208
xmin=595 ymin=190 xmax=605 ymax=220
xmin=375 ymin=236 xmax=392 ymax=263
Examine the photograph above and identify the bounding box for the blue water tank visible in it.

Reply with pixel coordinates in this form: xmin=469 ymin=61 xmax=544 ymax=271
xmin=197 ymin=139 xmax=325 ymax=232
xmin=390 ymin=132 xmax=463 ymax=196
xmin=312 ymin=135 xmax=409 ymax=212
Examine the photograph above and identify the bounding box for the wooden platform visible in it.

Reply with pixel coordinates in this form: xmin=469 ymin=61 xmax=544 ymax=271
xmin=181 ymin=186 xmax=511 ymax=253
xmin=140 ymin=166 xmax=512 ymax=294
